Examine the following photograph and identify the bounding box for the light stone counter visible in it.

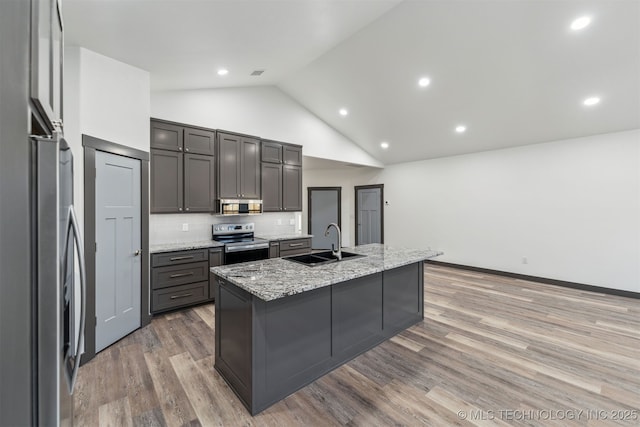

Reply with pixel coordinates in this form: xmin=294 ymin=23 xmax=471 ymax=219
xmin=150 ymin=240 xmax=225 ymax=254
xmin=210 ymin=243 xmax=442 ymax=301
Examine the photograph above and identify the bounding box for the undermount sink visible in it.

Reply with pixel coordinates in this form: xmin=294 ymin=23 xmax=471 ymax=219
xmin=284 ymin=251 xmax=365 ymax=267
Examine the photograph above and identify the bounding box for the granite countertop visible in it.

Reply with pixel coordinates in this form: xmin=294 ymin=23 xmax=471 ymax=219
xmin=256 ymin=233 xmax=313 ymax=241
xmin=150 ymin=240 xmax=225 ymax=254
xmin=210 ymin=243 xmax=442 ymax=301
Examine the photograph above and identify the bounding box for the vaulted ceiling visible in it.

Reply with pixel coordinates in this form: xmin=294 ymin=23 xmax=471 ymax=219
xmin=64 ymin=0 xmax=640 ymax=165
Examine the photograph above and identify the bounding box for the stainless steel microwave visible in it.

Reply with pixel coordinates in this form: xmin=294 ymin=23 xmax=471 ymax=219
xmin=219 ymin=199 xmax=263 ymax=215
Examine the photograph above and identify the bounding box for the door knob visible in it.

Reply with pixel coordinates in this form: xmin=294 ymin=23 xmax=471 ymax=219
xmin=134 ymin=249 xmax=141 ymax=256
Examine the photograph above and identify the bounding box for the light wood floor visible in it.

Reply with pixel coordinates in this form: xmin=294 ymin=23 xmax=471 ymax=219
xmin=74 ymin=265 xmax=640 ymax=426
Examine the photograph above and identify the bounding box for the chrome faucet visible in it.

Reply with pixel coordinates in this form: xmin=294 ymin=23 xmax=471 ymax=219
xmin=324 ymin=223 xmax=342 ymax=260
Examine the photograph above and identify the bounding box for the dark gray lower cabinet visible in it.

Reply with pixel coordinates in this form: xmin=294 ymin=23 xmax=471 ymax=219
xmin=213 ymin=262 xmax=424 ymax=415
xmin=208 ymin=248 xmax=223 ymax=299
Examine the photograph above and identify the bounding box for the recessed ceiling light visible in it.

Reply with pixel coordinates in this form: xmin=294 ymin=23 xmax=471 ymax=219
xmin=583 ymin=96 xmax=600 ymax=106
xmin=570 ymin=16 xmax=591 ymax=31
xmin=418 ymin=77 xmax=431 ymax=88
xmin=217 ymin=68 xmax=229 ymax=76
xmin=339 ymin=108 xmax=348 ymax=116
xmin=455 ymin=125 xmax=467 ymax=133
xmin=380 ymin=142 xmax=389 ymax=149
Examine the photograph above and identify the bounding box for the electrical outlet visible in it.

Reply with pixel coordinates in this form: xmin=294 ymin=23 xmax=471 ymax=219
xmin=522 ymin=256 xmax=528 ymax=264
xmin=182 ymin=223 xmax=189 ymax=232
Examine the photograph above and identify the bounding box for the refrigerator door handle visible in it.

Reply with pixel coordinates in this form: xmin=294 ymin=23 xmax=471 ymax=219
xmin=64 ymin=205 xmax=86 ymax=393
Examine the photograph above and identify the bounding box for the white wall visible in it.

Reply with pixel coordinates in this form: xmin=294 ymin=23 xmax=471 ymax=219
xmin=151 ymin=86 xmax=382 ymax=168
xmin=305 ymin=130 xmax=640 ymax=293
xmin=64 ymin=46 xmax=151 ymax=228
xmin=64 ymin=46 xmax=150 ymax=348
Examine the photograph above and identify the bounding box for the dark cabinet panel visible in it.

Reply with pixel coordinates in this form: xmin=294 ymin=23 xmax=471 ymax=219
xmin=283 ymin=144 xmax=302 ymax=166
xmin=152 ymin=281 xmax=208 ymax=313
xmin=218 ymin=133 xmax=241 ymax=198
xmin=283 ymin=165 xmax=302 ymax=211
xmin=240 ymin=138 xmax=260 ymax=199
xmin=218 ymin=132 xmax=261 ymax=199
xmin=269 ymin=242 xmax=280 ymax=259
xmin=150 ymin=149 xmax=183 ymax=213
xmin=184 ymin=127 xmax=215 ymax=156
xmin=184 ymin=153 xmax=216 ymax=212
xmin=151 ymin=121 xmax=183 ymax=152
xmin=151 ymin=249 xmax=208 ymax=267
xmin=151 ymin=261 xmax=209 ymax=290
xmin=383 ymin=263 xmax=422 ymax=334
xmin=261 ymin=141 xmax=283 ymax=164
xmin=261 ymin=163 xmax=282 ymax=212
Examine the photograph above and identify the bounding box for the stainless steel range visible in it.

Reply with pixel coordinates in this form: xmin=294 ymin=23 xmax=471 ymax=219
xmin=212 ymin=223 xmax=269 ymax=264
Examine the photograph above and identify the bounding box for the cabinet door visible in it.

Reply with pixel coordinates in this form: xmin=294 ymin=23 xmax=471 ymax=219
xmin=217 ymin=133 xmax=240 ymax=198
xmin=151 ymin=149 xmax=183 ymax=213
xmin=240 ymin=138 xmax=261 ymax=199
xmin=151 ymin=121 xmax=183 ymax=152
xmin=261 ymin=141 xmax=282 ymax=164
xmin=283 ymin=165 xmax=302 ymax=211
xmin=184 ymin=127 xmax=215 ymax=156
xmin=261 ymin=163 xmax=282 ymax=212
xmin=184 ymin=153 xmax=215 ymax=212
xmin=269 ymin=242 xmax=280 ymax=259
xmin=283 ymin=144 xmax=302 ymax=166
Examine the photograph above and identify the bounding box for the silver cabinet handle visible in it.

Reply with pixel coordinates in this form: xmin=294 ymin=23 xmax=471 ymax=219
xmin=179 ymin=207 xmax=183 ymax=211
xmin=64 ymin=206 xmax=86 ymax=394
xmin=178 ymin=146 xmax=182 ymax=151
xmin=185 ymin=148 xmax=189 ymax=152
xmin=170 ymin=293 xmax=193 ymax=299
xmin=186 ymin=208 xmax=190 ymax=211
xmin=289 ymin=243 xmax=304 ymax=247
xmin=169 ymin=272 xmax=194 ymax=278
xmin=170 ymin=255 xmax=193 ymax=261
xmin=134 ymin=249 xmax=141 ymax=256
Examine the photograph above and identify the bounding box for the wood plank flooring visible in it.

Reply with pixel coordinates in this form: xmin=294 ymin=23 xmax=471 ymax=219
xmin=74 ymin=265 xmax=640 ymax=426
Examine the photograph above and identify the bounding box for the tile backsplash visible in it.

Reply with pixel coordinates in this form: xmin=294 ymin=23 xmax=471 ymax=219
xmin=150 ymin=212 xmax=302 ymax=245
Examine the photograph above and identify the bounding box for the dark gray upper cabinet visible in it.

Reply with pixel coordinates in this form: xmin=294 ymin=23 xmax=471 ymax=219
xmin=150 ymin=119 xmax=217 ymax=213
xmin=217 ymin=131 xmax=261 ymax=199
xmin=151 ymin=121 xmax=183 ymax=152
xmin=260 ymin=139 xmax=303 ymax=212
xmin=283 ymin=165 xmax=302 ymax=211
xmin=151 ymin=149 xmax=184 ymax=213
xmin=184 ymin=127 xmax=215 ymax=156
xmin=283 ymin=144 xmax=302 ymax=166
xmin=261 ymin=163 xmax=282 ymax=212
xmin=184 ymin=153 xmax=216 ymax=212
xmin=261 ymin=141 xmax=283 ymax=164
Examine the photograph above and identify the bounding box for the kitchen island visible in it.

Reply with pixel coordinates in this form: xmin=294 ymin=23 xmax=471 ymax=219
xmin=210 ymin=243 xmax=442 ymax=415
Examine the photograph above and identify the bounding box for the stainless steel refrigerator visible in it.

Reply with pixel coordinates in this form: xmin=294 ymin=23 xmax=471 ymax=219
xmin=0 ymin=0 xmax=85 ymax=425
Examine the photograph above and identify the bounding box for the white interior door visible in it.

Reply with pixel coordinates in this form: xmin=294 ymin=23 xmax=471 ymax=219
xmin=95 ymin=151 xmax=141 ymax=352
xmin=356 ymin=187 xmax=382 ymax=245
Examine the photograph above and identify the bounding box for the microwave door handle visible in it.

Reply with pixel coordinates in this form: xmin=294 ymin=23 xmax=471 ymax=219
xmin=66 ymin=206 xmax=86 ymax=393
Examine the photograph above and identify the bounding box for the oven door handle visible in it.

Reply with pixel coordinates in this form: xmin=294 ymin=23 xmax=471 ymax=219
xmin=225 ymin=243 xmax=270 ymax=253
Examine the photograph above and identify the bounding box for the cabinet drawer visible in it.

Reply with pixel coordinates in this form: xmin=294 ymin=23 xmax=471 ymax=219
xmin=280 ymin=247 xmax=311 ymax=257
xmin=151 ymin=249 xmax=208 ymax=267
xmin=279 ymin=238 xmax=310 ymax=251
xmin=152 ymin=281 xmax=208 ymax=313
xmin=152 ymin=261 xmax=209 ymax=289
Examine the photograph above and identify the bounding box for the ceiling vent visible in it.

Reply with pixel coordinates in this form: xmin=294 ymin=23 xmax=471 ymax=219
xmin=250 ymin=70 xmax=265 ymax=76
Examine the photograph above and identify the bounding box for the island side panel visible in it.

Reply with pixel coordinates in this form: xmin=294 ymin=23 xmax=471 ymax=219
xmin=383 ymin=262 xmax=424 ymax=337
xmin=214 ymin=277 xmax=253 ymax=410
xmin=252 ymin=286 xmax=333 ymax=414
xmin=332 ymin=272 xmax=384 ymax=360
